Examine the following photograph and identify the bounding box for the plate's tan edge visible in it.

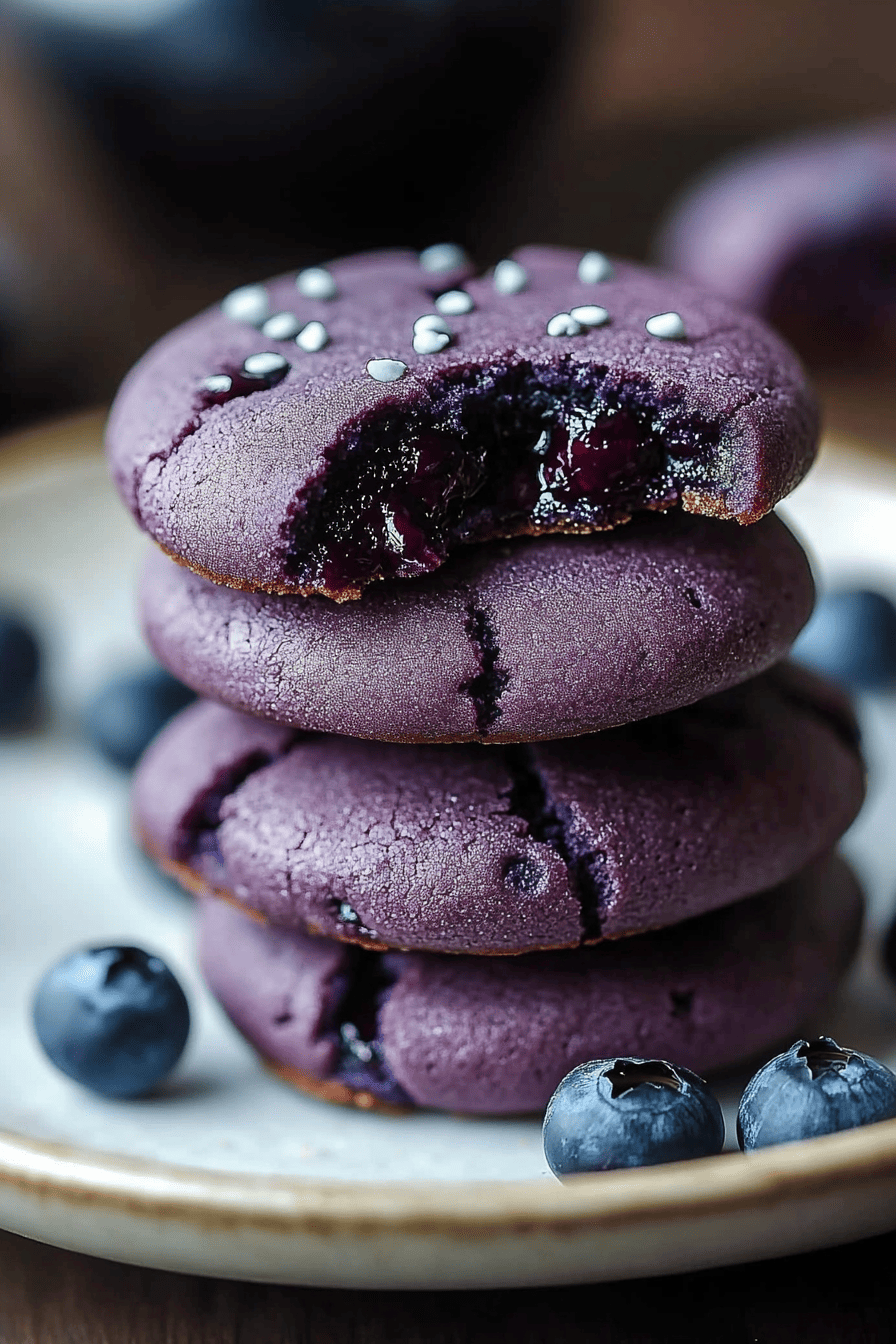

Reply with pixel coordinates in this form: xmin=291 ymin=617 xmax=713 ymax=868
xmin=0 ymin=408 xmax=108 ymax=483
xmin=2 ymin=1118 xmax=896 ymax=1238
xmin=3 ymin=415 xmax=896 ymax=1239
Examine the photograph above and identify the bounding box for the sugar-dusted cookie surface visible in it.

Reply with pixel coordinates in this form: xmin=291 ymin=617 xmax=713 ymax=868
xmin=134 ymin=666 xmax=864 ymax=955
xmin=141 ymin=511 xmax=814 ymax=743
xmin=108 ymin=247 xmax=818 ymax=599
xmin=196 ymin=854 xmax=862 ymax=1115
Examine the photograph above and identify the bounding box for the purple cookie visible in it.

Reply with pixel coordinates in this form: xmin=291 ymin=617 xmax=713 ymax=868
xmin=657 ymin=121 xmax=896 ymax=364
xmin=196 ymin=852 xmax=863 ymax=1115
xmin=107 ymin=246 xmax=818 ymax=600
xmin=140 ymin=510 xmax=813 ymax=743
xmin=134 ymin=665 xmax=864 ymax=954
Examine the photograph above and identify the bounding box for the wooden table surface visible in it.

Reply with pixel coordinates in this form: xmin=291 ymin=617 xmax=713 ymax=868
xmin=2 ymin=1224 xmax=895 ymax=1343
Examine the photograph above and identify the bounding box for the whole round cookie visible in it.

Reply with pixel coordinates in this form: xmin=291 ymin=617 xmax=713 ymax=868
xmin=107 ymin=246 xmax=818 ymax=600
xmin=197 ymin=853 xmax=863 ymax=1114
xmin=656 ymin=121 xmax=896 ymax=364
xmin=141 ymin=510 xmax=814 ymax=743
xmin=134 ymin=665 xmax=864 ymax=954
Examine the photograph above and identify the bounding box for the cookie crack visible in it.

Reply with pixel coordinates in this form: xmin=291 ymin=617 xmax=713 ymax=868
xmin=459 ymin=601 xmax=510 ymax=737
xmin=174 ymin=735 xmax=301 ymax=866
xmin=504 ymin=746 xmax=609 ymax=941
xmin=319 ymin=948 xmax=411 ymax=1106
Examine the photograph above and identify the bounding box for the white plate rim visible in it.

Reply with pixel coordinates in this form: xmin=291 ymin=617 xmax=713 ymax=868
xmin=3 ymin=417 xmax=896 ymax=1283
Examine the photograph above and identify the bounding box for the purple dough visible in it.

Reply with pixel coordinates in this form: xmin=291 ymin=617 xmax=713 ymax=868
xmin=134 ymin=665 xmax=864 ymax=954
xmin=196 ymin=852 xmax=863 ymax=1114
xmin=107 ymin=246 xmax=817 ymax=599
xmin=657 ymin=121 xmax=896 ymax=364
xmin=140 ymin=510 xmax=814 ymax=743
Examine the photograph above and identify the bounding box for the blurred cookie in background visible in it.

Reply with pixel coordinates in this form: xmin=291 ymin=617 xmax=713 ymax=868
xmin=655 ymin=120 xmax=896 ymax=370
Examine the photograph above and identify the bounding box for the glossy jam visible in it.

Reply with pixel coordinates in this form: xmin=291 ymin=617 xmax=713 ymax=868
xmin=327 ymin=951 xmax=410 ymax=1106
xmin=283 ymin=369 xmax=713 ymax=597
xmin=534 ymin=408 xmax=662 ymax=513
xmin=314 ymin=429 xmax=476 ymax=595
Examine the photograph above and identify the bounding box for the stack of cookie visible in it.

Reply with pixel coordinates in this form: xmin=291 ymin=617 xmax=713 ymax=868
xmin=110 ymin=246 xmax=865 ymax=1114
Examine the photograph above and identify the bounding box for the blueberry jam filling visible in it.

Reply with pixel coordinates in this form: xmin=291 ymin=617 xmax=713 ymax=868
xmin=504 ymin=745 xmax=609 ymax=941
xmin=503 ymin=856 xmax=549 ymax=897
xmin=324 ymin=950 xmax=410 ymax=1106
xmin=283 ymin=364 xmax=719 ymax=597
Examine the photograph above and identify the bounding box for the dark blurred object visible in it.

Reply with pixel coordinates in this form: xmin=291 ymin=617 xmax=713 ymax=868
xmin=655 ymin=121 xmax=896 ymax=368
xmin=85 ymin=666 xmax=195 ymax=769
xmin=0 ymin=0 xmax=571 ymax=431
xmin=0 ymin=608 xmax=40 ymax=728
xmin=4 ymin=0 xmax=896 ymax=442
xmin=883 ymin=911 xmax=896 ymax=984
xmin=12 ymin=0 xmax=569 ymax=264
xmin=791 ymin=588 xmax=896 ymax=691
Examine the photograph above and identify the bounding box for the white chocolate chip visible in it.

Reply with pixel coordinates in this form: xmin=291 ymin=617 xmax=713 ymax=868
xmin=296 ymin=320 xmax=329 ymax=352
xmin=243 ymin=352 xmax=288 ymax=377
xmin=546 ymin=312 xmax=583 ymax=337
xmin=435 ymin=289 xmax=474 ymax=316
xmin=645 ymin=311 xmax=686 ymax=340
xmin=367 ymin=358 xmax=407 ymax=382
xmin=262 ymin=312 xmax=302 ymax=340
xmin=413 ymin=328 xmax=451 ymax=354
xmin=493 ymin=259 xmax=528 ymax=294
xmin=578 ymin=251 xmax=613 ymax=283
xmin=419 ymin=243 xmax=470 ymax=273
xmin=222 ymin=284 xmax=269 ymax=325
xmin=570 ymin=304 xmax=609 ymax=327
xmin=296 ymin=266 xmax=337 ymax=300
xmin=414 ymin=313 xmax=451 ymax=335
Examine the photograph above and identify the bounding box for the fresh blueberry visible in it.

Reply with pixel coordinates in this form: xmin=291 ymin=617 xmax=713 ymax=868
xmin=791 ymin=589 xmax=896 ymax=691
xmin=737 ymin=1037 xmax=896 ymax=1151
xmin=542 ymin=1057 xmax=725 ymax=1177
xmin=85 ymin=666 xmax=195 ymax=768
xmin=0 ymin=609 xmax=40 ymax=728
xmin=33 ymin=946 xmax=190 ymax=1098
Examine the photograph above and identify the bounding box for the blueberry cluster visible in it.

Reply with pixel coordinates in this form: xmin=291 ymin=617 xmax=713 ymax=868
xmin=543 ymin=1037 xmax=896 ymax=1178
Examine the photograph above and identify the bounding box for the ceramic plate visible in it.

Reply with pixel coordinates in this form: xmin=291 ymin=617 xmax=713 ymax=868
xmin=1 ymin=411 xmax=896 ymax=1288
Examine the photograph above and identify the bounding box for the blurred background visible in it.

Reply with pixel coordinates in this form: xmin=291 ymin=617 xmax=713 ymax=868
xmin=0 ymin=0 xmax=894 ymax=440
